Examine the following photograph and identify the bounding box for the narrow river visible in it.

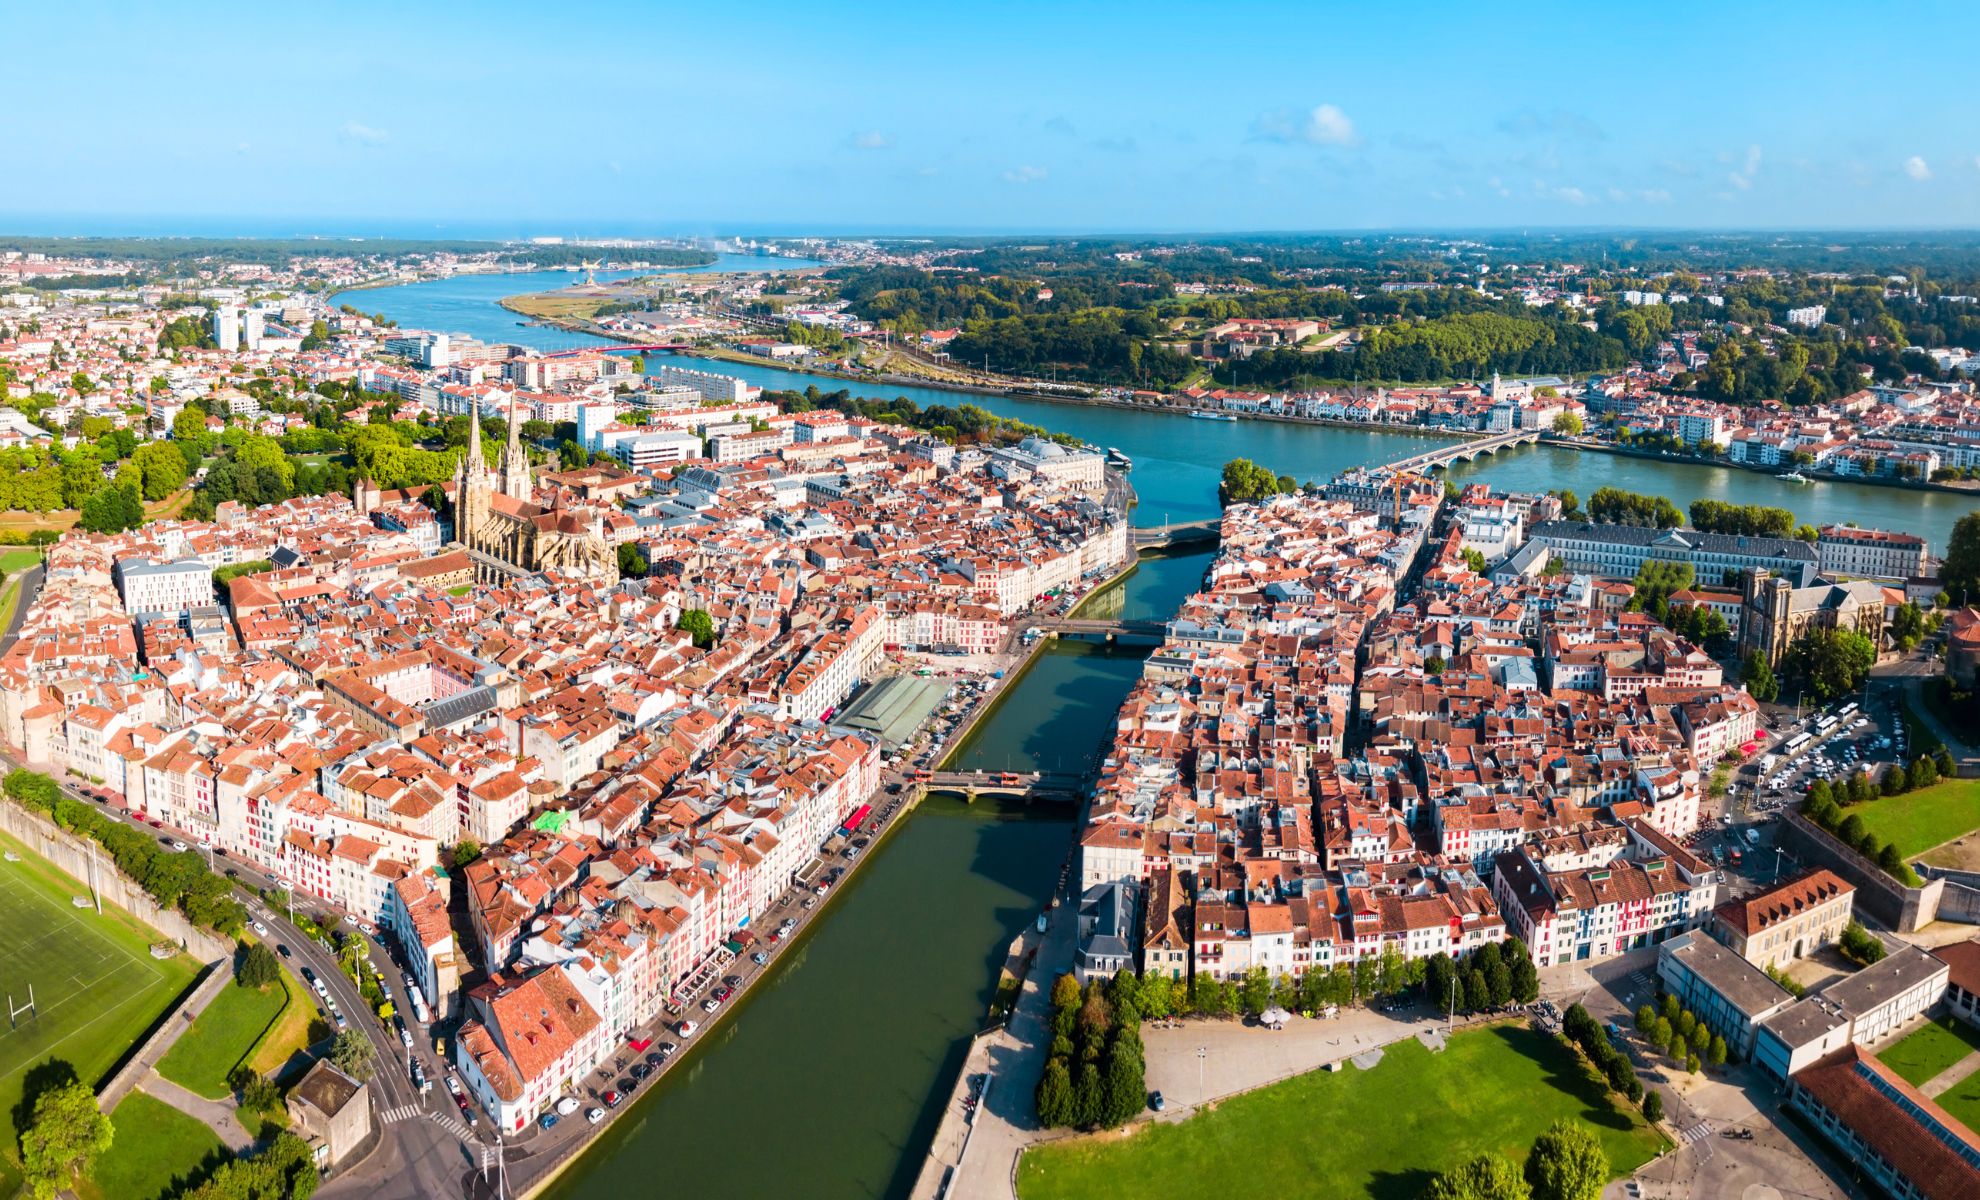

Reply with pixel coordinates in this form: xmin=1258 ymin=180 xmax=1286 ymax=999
xmin=344 ymin=269 xmax=1969 ymax=1198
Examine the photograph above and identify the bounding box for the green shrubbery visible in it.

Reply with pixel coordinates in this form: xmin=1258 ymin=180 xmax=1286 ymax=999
xmin=3 ymin=768 xmax=243 ymax=935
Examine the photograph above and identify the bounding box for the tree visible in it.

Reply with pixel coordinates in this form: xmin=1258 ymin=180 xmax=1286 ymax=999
xmin=1742 ymin=651 xmax=1778 ymax=703
xmin=77 ymin=484 xmax=144 ymax=534
xmin=1641 ymin=1090 xmax=1664 ymax=1123
xmin=1463 ymin=968 xmax=1490 ymax=1013
xmin=1427 ymin=1153 xmax=1532 ymax=1200
xmin=1840 ymin=919 xmax=1888 ymax=965
xmin=1098 ymin=1040 xmax=1144 ymax=1127
xmin=1782 ymin=627 xmax=1876 ymax=703
xmin=451 ymin=838 xmax=482 ymax=868
xmin=1034 ymin=1057 xmax=1074 ymax=1127
xmin=236 ymin=941 xmax=281 ymax=990
xmin=677 ymin=608 xmax=717 ymax=649
xmin=618 ymin=541 xmax=649 ymax=578
xmin=1708 ymin=1033 xmax=1728 ymax=1067
xmin=1461 ymin=547 xmax=1489 ymax=574
xmin=1218 ymin=457 xmax=1291 ymax=507
xmin=1909 ymin=755 xmax=1939 ymax=791
xmin=1512 ymin=958 xmax=1544 ymax=1005
xmin=1877 ymin=842 xmax=1910 ymax=881
xmin=20 ymin=1078 xmax=113 ymax=1200
xmin=1944 ymin=511 xmax=1980 ymax=605
xmin=1806 ymin=778 xmax=1833 ymax=808
xmin=330 ymin=1029 xmax=374 ymax=1079
xmin=1525 ymin=1120 xmax=1609 ymax=1200
xmin=130 ymin=440 xmax=189 ymax=501
xmin=1881 ymin=764 xmax=1906 ymax=796
xmin=1551 ymin=410 xmax=1584 ymax=436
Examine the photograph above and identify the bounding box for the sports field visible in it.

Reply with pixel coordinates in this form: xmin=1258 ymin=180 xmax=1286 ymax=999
xmin=0 ymin=832 xmax=200 ymax=1174
xmin=1017 ymin=1023 xmax=1668 ymax=1200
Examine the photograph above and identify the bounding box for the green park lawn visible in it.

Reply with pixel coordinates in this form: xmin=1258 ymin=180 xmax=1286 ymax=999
xmin=1016 ymin=1023 xmax=1668 ymax=1200
xmin=86 ymin=1091 xmax=227 ymax=1200
xmin=1934 ymin=1062 xmax=1980 ymax=1140
xmin=1876 ymin=1015 xmax=1980 ymax=1087
xmin=0 ymin=833 xmax=200 ymax=1193
xmin=1844 ymin=779 xmax=1980 ymax=858
xmin=156 ymin=974 xmax=294 ymax=1099
xmin=0 ymin=547 xmax=42 ymax=572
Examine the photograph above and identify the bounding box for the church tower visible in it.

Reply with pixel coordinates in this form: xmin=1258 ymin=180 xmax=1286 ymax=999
xmin=499 ymin=402 xmax=533 ymax=501
xmin=457 ymin=400 xmax=490 ymax=547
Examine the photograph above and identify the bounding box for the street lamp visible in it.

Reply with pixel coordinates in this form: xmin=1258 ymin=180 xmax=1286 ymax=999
xmin=1196 ymin=1046 xmax=1207 ymax=1108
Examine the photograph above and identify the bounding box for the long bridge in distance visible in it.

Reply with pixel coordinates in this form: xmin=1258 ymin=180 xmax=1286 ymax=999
xmin=1383 ymin=427 xmax=1543 ymax=474
xmin=1125 ymin=428 xmax=1544 ymax=551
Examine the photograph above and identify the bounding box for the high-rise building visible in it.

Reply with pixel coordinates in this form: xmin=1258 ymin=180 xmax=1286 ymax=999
xmin=243 ymin=308 xmax=266 ymax=351
xmin=213 ymin=306 xmax=241 ymax=352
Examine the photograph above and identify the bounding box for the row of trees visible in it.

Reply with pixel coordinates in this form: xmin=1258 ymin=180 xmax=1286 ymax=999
xmin=1586 ymin=487 xmax=1683 ymax=529
xmin=3 ymin=768 xmax=245 ymax=934
xmin=1035 ymin=971 xmax=1146 ymax=1129
xmin=1687 ymin=500 xmax=1796 ymax=538
xmin=1632 ymin=994 xmax=1727 ymax=1076
xmin=1802 ymin=771 xmax=1941 ymax=887
xmin=1561 ymin=1002 xmax=1647 ymax=1107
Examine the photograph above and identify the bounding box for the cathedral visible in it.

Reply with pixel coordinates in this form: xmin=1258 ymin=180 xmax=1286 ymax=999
xmin=451 ymin=402 xmax=618 ymax=583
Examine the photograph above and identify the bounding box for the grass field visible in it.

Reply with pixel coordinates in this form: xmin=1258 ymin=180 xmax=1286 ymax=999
xmin=1845 ymin=779 xmax=1980 ymax=858
xmin=246 ymin=969 xmax=315 ymax=1078
xmin=1875 ymin=1016 xmax=1980 ymax=1087
xmin=0 ymin=832 xmax=200 ymax=1186
xmin=1016 ymin=1024 xmax=1669 ymax=1200
xmin=156 ymin=976 xmax=290 ymax=1099
xmin=1934 ymin=1060 xmax=1980 ymax=1139
xmin=86 ymin=1091 xmax=226 ymax=1200
xmin=0 ymin=548 xmax=41 ymax=573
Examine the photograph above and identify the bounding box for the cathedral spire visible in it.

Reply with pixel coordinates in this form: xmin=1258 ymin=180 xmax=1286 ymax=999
xmin=465 ymin=399 xmax=486 ymax=470
xmin=499 ymin=399 xmax=532 ymax=500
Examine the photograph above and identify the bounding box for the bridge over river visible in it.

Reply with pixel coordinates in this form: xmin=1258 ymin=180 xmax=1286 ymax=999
xmin=1124 ymin=428 xmax=1544 ymax=553
xmin=922 ymin=769 xmax=1086 ymax=800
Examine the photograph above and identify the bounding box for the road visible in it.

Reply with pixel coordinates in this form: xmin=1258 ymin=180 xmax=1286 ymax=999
xmin=1 ymin=561 xmax=43 ymax=652
xmin=0 ymin=745 xmax=479 ymax=1197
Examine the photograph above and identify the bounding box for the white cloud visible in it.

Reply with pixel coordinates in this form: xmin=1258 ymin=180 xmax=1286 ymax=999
xmin=1904 ymin=155 xmax=1932 ymax=181
xmin=1002 ymin=165 xmax=1047 ymax=184
xmin=852 ymin=131 xmax=891 ymax=150
xmin=1252 ymin=103 xmax=1358 ymax=147
xmin=1639 ymin=188 xmax=1672 ymax=205
xmin=1552 ymin=186 xmax=1589 ymax=205
xmin=1726 ymin=143 xmax=1761 ymax=190
xmin=340 ymin=121 xmax=389 ymax=146
xmin=1301 ymin=104 xmax=1357 ymax=146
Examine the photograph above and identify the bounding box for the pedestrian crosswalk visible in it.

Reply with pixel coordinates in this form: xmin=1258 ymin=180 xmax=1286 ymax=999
xmin=381 ymin=1102 xmax=475 ymax=1144
xmin=1678 ymin=1119 xmax=1714 ymax=1144
xmin=1627 ymin=969 xmax=1652 ymax=989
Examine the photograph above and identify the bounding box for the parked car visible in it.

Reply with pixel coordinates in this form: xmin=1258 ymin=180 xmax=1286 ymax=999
xmin=250 ymin=919 xmax=269 ymax=937
xmin=750 ymin=951 xmax=769 ymax=965
xmin=1149 ymin=1091 xmax=1166 ymax=1112
xmin=555 ymin=1096 xmax=580 ymax=1116
xmin=603 ymin=1089 xmax=623 ymax=1109
xmin=538 ymin=1112 xmax=560 ymax=1132
xmin=677 ymin=1020 xmax=698 ymax=1037
xmin=586 ymin=1107 xmax=605 ymax=1125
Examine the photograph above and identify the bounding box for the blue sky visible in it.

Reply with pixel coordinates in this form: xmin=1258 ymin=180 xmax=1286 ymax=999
xmin=8 ymin=0 xmax=1980 ymax=236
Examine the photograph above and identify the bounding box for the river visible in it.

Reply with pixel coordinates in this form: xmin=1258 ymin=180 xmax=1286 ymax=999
xmin=348 ymin=270 xmax=1968 ymax=1198
xmin=342 ymin=268 xmax=1974 ymax=548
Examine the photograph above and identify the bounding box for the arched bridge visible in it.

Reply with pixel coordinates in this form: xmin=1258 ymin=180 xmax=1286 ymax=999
xmin=924 ymin=769 xmax=1086 ymax=799
xmin=1133 ymin=520 xmax=1220 ymax=548
xmin=1026 ymin=616 xmax=1168 ymax=646
xmin=1384 ymin=428 xmax=1542 ymax=474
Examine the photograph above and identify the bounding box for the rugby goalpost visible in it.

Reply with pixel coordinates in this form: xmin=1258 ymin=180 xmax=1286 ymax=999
xmin=6 ymin=984 xmax=35 ymax=1030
